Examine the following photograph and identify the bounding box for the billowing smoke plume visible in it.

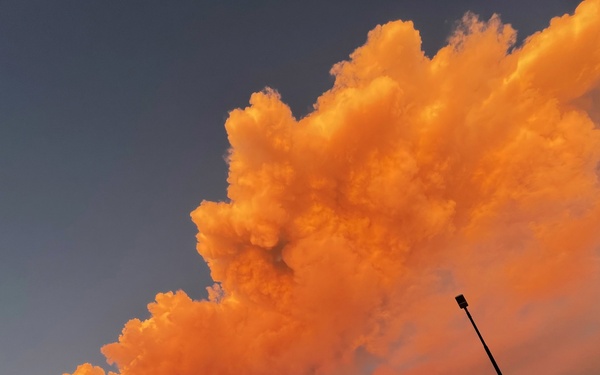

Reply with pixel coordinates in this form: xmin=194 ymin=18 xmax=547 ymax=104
xmin=66 ymin=1 xmax=600 ymax=374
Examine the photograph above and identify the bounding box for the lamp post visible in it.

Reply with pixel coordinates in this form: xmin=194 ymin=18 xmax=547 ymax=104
xmin=455 ymin=294 xmax=502 ymax=375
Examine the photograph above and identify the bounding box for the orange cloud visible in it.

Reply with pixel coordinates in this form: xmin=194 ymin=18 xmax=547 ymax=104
xmin=63 ymin=363 xmax=114 ymax=375
xmin=67 ymin=0 xmax=600 ymax=374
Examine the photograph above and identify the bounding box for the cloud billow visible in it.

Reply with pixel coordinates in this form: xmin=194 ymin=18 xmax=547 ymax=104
xmin=67 ymin=1 xmax=600 ymax=374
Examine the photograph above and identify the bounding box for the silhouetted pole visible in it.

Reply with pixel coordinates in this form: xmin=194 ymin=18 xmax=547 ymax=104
xmin=455 ymin=294 xmax=502 ymax=375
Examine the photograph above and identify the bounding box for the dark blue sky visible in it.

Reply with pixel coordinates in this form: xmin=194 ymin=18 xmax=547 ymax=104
xmin=0 ymin=1 xmax=580 ymax=374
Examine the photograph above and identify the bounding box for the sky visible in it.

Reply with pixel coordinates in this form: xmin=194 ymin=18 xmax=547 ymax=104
xmin=1 ymin=1 xmax=597 ymax=374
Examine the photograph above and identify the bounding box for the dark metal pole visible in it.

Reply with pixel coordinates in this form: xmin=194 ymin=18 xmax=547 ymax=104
xmin=455 ymin=294 xmax=502 ymax=375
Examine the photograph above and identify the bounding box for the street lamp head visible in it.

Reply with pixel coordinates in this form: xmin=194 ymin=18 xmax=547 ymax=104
xmin=455 ymin=294 xmax=469 ymax=309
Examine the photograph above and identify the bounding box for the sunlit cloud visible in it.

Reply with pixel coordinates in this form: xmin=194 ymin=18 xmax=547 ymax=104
xmin=65 ymin=1 xmax=600 ymax=374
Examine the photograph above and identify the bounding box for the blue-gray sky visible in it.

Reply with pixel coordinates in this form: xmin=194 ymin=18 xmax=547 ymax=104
xmin=0 ymin=1 xmax=581 ymax=374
